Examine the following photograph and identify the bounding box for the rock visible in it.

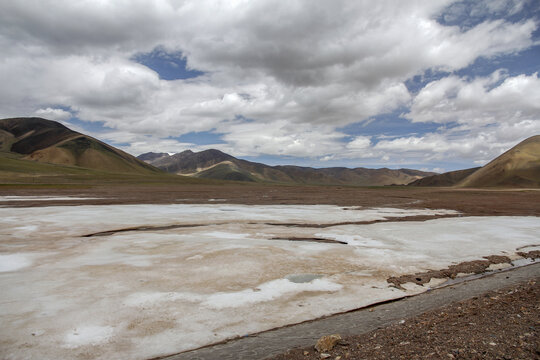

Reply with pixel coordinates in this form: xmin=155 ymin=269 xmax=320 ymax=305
xmin=320 ymin=354 xmax=331 ymax=359
xmin=315 ymin=334 xmax=342 ymax=352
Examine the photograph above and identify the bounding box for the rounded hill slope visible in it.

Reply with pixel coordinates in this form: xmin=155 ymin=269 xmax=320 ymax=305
xmin=458 ymin=135 xmax=540 ymax=188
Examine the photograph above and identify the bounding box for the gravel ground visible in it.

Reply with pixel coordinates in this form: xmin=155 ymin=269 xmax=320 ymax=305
xmin=270 ymin=278 xmax=539 ymax=360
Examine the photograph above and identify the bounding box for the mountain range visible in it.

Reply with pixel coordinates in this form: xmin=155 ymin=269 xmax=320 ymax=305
xmin=137 ymin=149 xmax=434 ymax=186
xmin=1 ymin=117 xmax=538 ymax=188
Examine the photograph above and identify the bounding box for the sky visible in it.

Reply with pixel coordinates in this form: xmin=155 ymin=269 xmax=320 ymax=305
xmin=1 ymin=0 xmax=539 ymax=172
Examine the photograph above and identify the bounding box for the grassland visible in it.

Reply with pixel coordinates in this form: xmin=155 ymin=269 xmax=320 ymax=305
xmin=0 ymin=151 xmax=221 ymax=187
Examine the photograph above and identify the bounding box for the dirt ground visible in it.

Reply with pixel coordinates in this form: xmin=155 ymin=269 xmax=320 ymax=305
xmin=269 ymin=277 xmax=540 ymax=360
xmin=1 ymin=184 xmax=540 ymax=217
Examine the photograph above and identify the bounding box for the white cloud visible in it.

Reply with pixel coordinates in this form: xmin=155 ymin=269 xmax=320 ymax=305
xmin=374 ymin=118 xmax=540 ymax=166
xmin=218 ymin=121 xmax=346 ymax=158
xmin=347 ymin=136 xmax=372 ymax=150
xmin=33 ymin=107 xmax=72 ymax=121
xmin=363 ymin=70 xmax=540 ymax=166
xmin=0 ymin=0 xmax=538 ymax=167
xmin=407 ymin=71 xmax=540 ymax=126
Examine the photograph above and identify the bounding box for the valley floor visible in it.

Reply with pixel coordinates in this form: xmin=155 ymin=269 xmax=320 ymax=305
xmin=0 ymin=185 xmax=538 ymax=360
xmin=1 ymin=184 xmax=540 ymax=216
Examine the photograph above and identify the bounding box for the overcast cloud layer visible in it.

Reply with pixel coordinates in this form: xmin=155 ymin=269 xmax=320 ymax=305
xmin=1 ymin=0 xmax=539 ymax=170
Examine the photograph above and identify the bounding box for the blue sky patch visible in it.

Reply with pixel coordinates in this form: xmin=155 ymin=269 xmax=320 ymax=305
xmin=438 ymin=0 xmax=540 ymax=30
xmin=338 ymin=109 xmax=442 ymax=143
xmin=173 ymin=131 xmax=226 ymax=145
xmin=455 ymin=45 xmax=540 ymax=79
xmin=65 ymin=117 xmax=112 ymax=134
xmin=133 ymin=47 xmax=204 ymax=80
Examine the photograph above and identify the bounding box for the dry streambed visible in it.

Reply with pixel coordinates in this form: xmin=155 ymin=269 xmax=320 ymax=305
xmin=0 ymin=201 xmax=539 ymax=360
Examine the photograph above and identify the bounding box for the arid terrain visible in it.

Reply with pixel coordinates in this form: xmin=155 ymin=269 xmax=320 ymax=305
xmin=2 ymin=183 xmax=539 ymax=216
xmin=270 ymin=277 xmax=539 ymax=360
xmin=1 ymin=184 xmax=539 ymax=359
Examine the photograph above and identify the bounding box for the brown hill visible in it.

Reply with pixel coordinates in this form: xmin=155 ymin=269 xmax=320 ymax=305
xmin=457 ymin=135 xmax=540 ymax=188
xmin=408 ymin=135 xmax=540 ymax=188
xmin=138 ymin=149 xmax=435 ymax=186
xmin=0 ymin=117 xmax=162 ymax=175
xmin=408 ymin=167 xmax=480 ymax=187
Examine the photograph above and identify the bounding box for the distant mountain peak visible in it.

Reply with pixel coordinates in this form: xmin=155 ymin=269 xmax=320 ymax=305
xmin=139 ymin=148 xmax=435 ymax=186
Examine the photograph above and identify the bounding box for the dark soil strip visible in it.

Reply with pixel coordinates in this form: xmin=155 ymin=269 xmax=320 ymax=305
xmin=387 ymin=255 xmax=512 ymax=289
xmin=518 ymin=250 xmax=540 ymax=259
xmin=81 ymin=214 xmax=460 ymax=237
xmin=264 ymin=213 xmax=460 ymax=228
xmin=517 ymin=243 xmax=540 ymax=250
xmin=270 ymin=237 xmax=348 ymax=245
xmin=387 ymin=251 xmax=539 ymax=289
xmin=82 ymin=224 xmax=209 ymax=237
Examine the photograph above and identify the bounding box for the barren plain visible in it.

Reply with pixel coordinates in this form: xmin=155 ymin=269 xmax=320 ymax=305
xmin=0 ymin=184 xmax=539 ymax=360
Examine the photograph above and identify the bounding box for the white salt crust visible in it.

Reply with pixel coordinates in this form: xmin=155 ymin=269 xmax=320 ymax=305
xmin=0 ymin=203 xmax=538 ymax=360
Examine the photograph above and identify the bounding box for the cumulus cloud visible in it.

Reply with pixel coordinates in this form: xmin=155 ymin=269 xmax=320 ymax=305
xmin=407 ymin=71 xmax=540 ymax=126
xmin=366 ymin=71 xmax=540 ymax=165
xmin=219 ymin=121 xmax=346 ymax=158
xmin=33 ymin=107 xmax=72 ymax=121
xmin=374 ymin=123 xmax=539 ymax=166
xmin=347 ymin=136 xmax=372 ymax=150
xmin=0 ymin=0 xmax=538 ymax=168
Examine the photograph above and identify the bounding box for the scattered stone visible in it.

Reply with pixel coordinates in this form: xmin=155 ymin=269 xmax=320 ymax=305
xmin=315 ymin=334 xmax=342 ymax=352
xmin=269 ymin=277 xmax=540 ymax=360
xmin=320 ymin=353 xmax=331 ymax=359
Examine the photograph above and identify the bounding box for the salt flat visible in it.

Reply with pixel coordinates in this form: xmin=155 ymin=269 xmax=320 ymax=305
xmin=0 ymin=202 xmax=538 ymax=360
